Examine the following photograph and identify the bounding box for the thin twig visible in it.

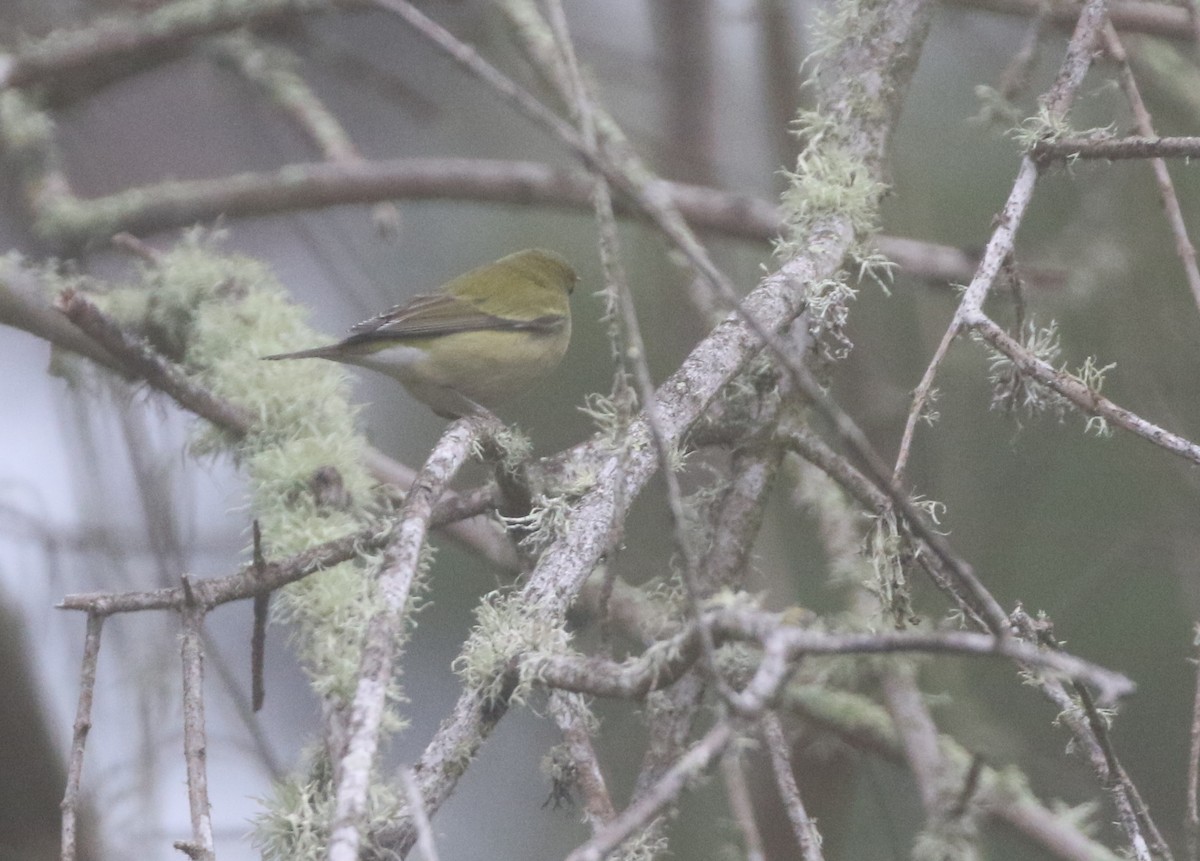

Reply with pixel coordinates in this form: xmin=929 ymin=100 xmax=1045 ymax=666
xmin=762 ymin=713 xmax=825 ymax=861
xmin=1187 ymin=627 xmax=1200 ymax=861
xmin=893 ymin=319 xmax=960 ymax=482
xmin=1033 ymin=135 xmax=1200 ymax=161
xmin=57 ymin=288 xmax=254 ymax=435
xmin=523 ymin=611 xmax=1134 ymax=705
xmin=208 ymin=32 xmax=401 ymax=233
xmin=399 ymin=767 xmax=441 ymax=861
xmin=1010 ymin=608 xmax=1160 ymax=861
xmin=721 ymin=747 xmax=766 ymax=861
xmin=61 ymin=524 xmax=379 ymax=615
xmin=0 ymin=260 xmax=126 ymax=374
xmin=212 ymin=33 xmax=362 ymax=163
xmin=899 ymin=0 xmax=1107 ymax=479
xmin=177 ymin=577 xmax=216 ymax=861
xmin=1099 ymin=25 xmax=1200 ymax=316
xmin=57 ymin=483 xmax=503 ymax=618
xmin=880 ymin=663 xmax=944 ymax=814
xmin=0 ymin=0 xmax=339 ymax=90
xmin=563 ymin=721 xmax=737 ymax=861
xmin=60 ymin=613 xmax=104 ymax=861
xmin=942 ymin=0 xmax=1195 ymax=39
xmin=968 ymin=314 xmax=1200 ymax=465
xmin=1075 ymin=678 xmax=1170 ymax=859
xmin=251 ymin=520 xmax=269 ymax=712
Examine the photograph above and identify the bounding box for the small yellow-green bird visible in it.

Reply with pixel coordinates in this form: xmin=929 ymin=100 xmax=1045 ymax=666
xmin=264 ymin=248 xmax=576 ymax=418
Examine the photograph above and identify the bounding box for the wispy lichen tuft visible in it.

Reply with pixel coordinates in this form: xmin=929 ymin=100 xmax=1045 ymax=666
xmin=985 ymin=319 xmax=1116 ymax=437
xmin=253 ymin=755 xmax=403 ymax=861
xmin=454 ymin=590 xmax=572 ymax=708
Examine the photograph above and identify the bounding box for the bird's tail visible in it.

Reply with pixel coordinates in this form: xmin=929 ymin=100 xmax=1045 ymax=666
xmin=261 ymin=346 xmax=337 ymax=361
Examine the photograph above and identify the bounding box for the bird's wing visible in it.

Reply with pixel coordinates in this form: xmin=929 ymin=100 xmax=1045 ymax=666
xmin=346 ymin=292 xmax=563 ymax=341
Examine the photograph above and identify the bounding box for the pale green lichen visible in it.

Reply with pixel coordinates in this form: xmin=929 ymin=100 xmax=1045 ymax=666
xmin=864 ymin=497 xmax=943 ymax=628
xmin=0 ymin=89 xmax=55 ymax=161
xmin=500 ymin=489 xmax=575 ymax=550
xmin=1076 ymin=355 xmax=1116 ymax=437
xmin=985 ymin=319 xmax=1116 ymax=437
xmin=578 ymin=390 xmax=631 ymax=446
xmin=777 ymin=107 xmax=890 ymax=358
xmin=540 ymin=744 xmax=580 ymax=811
xmin=987 ymin=319 xmax=1066 ymax=423
xmin=781 ymin=112 xmax=884 ymax=241
xmin=912 ymin=812 xmax=982 ymax=861
xmin=74 ymin=230 xmax=415 ymax=857
xmin=252 ymin=756 xmax=403 ymax=861
xmin=864 ymin=509 xmax=915 ymax=627
xmin=473 ymin=422 xmax=532 ymax=473
xmin=1009 ymin=104 xmax=1077 ymax=152
xmin=610 ymin=828 xmax=670 ymax=861
xmin=454 ymin=590 xmax=572 ymax=708
xmin=96 ymin=234 xmax=385 ymax=693
xmin=775 ymin=0 xmax=905 ymax=359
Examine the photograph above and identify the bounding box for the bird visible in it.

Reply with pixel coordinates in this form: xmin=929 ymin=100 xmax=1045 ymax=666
xmin=263 ymin=248 xmax=576 ymax=418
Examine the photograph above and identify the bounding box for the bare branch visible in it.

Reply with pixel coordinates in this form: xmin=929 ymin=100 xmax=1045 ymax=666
xmin=762 ymin=714 xmax=825 ymax=861
xmin=881 ymin=663 xmax=945 ymax=814
xmin=1033 ymin=135 xmax=1200 ymax=161
xmin=1187 ymin=628 xmax=1200 ymax=861
xmin=57 ymin=288 xmax=253 ymax=433
xmin=176 ymin=581 xmax=216 ymax=861
xmin=721 ymin=748 xmax=766 ymax=861
xmin=943 ymin=0 xmax=1196 ymax=39
xmin=250 ymin=521 xmax=269 ymax=713
xmin=0 ymin=261 xmax=126 ymax=374
xmin=399 ymin=768 xmax=441 ymax=861
xmin=59 ymin=613 xmax=104 ymax=861
xmin=0 ymin=0 xmax=341 ymax=91
xmin=1099 ymin=25 xmax=1200 ymax=314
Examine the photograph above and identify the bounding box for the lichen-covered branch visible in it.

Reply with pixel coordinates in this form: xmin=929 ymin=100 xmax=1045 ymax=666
xmin=326 ymin=418 xmax=482 ymax=861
